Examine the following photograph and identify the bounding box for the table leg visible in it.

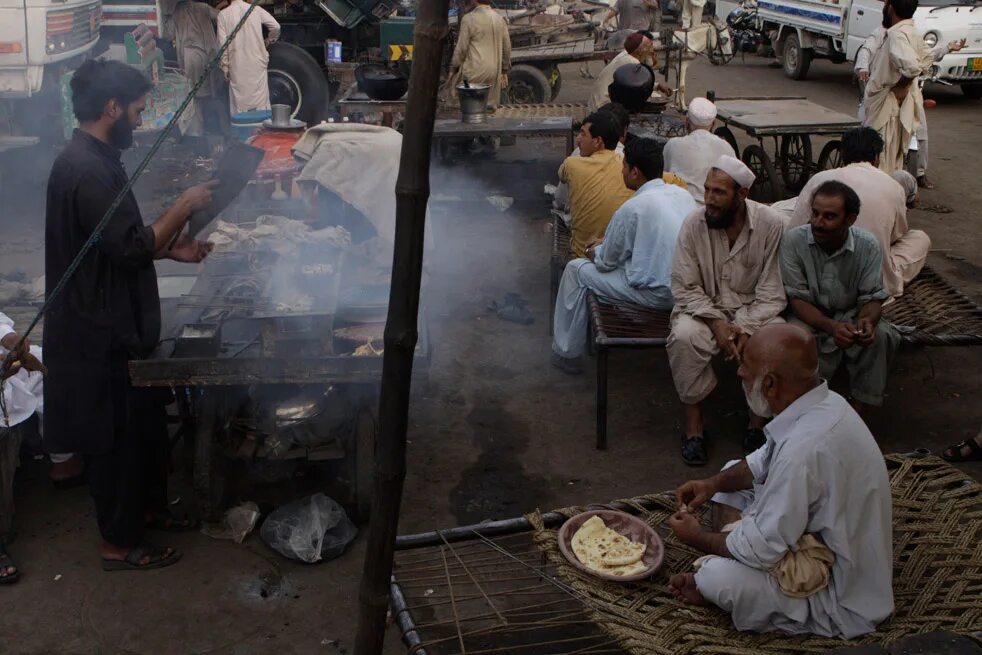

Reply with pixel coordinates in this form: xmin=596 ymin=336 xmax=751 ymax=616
xmin=193 ymin=389 xmax=224 ymax=522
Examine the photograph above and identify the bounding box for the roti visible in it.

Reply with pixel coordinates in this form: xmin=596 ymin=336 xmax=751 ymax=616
xmin=571 ymin=516 xmax=647 ymax=577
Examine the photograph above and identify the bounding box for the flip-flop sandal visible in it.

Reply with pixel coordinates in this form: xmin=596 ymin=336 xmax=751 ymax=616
xmin=146 ymin=511 xmax=199 ymax=533
xmin=941 ymin=439 xmax=982 ymax=463
xmin=682 ymin=434 xmax=708 ymax=467
xmin=0 ymin=550 xmax=21 ymax=585
xmin=102 ymin=544 xmax=182 ymax=572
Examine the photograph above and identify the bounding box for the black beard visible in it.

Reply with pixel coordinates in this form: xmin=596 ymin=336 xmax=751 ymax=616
xmin=705 ymin=205 xmax=738 ymax=229
xmin=108 ymin=115 xmax=135 ymax=150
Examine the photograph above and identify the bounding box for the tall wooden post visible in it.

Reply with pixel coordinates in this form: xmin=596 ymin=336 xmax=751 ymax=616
xmin=354 ymin=0 xmax=450 ymax=652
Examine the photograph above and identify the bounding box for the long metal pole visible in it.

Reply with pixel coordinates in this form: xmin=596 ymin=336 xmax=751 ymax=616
xmin=353 ymin=0 xmax=450 ymax=651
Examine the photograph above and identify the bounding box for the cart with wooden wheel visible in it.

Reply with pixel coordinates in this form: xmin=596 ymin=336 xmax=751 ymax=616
xmin=709 ymin=96 xmax=860 ymax=203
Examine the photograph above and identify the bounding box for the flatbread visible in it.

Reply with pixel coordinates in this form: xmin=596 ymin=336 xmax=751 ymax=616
xmin=571 ymin=516 xmax=647 ymax=577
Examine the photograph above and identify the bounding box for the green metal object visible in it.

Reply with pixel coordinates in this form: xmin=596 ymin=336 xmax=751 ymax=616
xmin=319 ymin=0 xmax=400 ymax=28
xmin=381 ymin=17 xmax=416 ymax=60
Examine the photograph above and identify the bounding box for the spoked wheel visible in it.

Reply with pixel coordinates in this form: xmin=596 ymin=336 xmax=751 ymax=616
xmin=817 ymin=140 xmax=843 ymax=171
xmin=715 ymin=126 xmax=739 ymax=154
xmin=779 ymin=134 xmax=813 ymax=191
xmin=742 ymin=144 xmax=785 ymax=203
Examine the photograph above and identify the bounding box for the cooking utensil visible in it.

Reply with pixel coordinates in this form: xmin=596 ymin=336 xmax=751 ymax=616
xmin=457 ymin=83 xmax=491 ymax=124
xmin=557 ymin=510 xmax=664 ymax=582
xmin=355 ymin=64 xmax=409 ymax=101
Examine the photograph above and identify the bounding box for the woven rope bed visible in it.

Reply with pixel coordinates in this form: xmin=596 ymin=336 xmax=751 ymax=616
xmin=527 ymin=454 xmax=982 ymax=654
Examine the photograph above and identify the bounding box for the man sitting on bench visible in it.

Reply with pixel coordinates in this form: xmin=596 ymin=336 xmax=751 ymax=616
xmin=780 ymin=180 xmax=900 ymax=418
xmin=667 ymin=324 xmax=893 ymax=639
xmin=668 ymin=156 xmax=786 ymax=465
xmin=552 ymin=138 xmax=696 ymax=374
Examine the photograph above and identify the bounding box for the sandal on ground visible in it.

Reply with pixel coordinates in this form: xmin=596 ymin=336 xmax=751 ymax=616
xmin=743 ymin=427 xmax=766 ymax=454
xmin=0 ymin=548 xmax=20 ymax=585
xmin=682 ymin=435 xmax=708 ymax=467
xmin=941 ymin=439 xmax=982 ymax=463
xmin=101 ymin=543 xmax=182 ymax=572
xmin=146 ymin=510 xmax=198 ymax=533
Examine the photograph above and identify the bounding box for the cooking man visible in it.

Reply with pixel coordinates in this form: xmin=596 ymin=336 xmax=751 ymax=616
xmin=668 ymin=323 xmax=894 ymax=638
xmin=45 ymin=60 xmax=215 ymax=571
xmin=664 ymin=97 xmax=736 ymax=205
xmin=217 ymin=0 xmax=281 ymax=114
xmin=668 ymin=156 xmax=786 ymax=465
xmin=863 ymin=0 xmax=923 ymax=174
xmin=449 ymin=0 xmax=511 ymax=110
xmin=781 ymin=180 xmax=900 ymax=417
xmin=166 ymin=0 xmax=230 ymax=144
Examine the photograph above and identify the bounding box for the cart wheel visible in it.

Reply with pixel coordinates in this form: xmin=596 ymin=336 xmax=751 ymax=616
xmin=507 ymin=64 xmax=551 ymax=104
xmin=742 ymin=144 xmax=785 ymax=203
xmin=779 ymin=134 xmax=813 ymax=191
xmin=352 ymin=408 xmax=378 ymax=524
xmin=817 ymin=140 xmax=843 ymax=171
xmin=715 ymin=126 xmax=739 ymax=155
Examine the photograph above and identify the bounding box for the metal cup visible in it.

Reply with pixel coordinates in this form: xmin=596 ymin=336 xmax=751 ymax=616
xmin=271 ymin=104 xmax=292 ymax=127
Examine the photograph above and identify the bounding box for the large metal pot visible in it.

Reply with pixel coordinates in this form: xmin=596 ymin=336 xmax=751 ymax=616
xmin=355 ymin=64 xmax=409 ymax=101
xmin=456 ymin=83 xmax=491 ymax=124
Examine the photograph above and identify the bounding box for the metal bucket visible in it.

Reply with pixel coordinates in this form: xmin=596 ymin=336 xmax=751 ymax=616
xmin=270 ymin=103 xmax=292 ymax=127
xmin=456 ymin=84 xmax=491 ymax=124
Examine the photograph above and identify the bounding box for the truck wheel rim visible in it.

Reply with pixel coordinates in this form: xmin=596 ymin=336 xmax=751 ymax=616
xmin=268 ymin=70 xmax=303 ymax=118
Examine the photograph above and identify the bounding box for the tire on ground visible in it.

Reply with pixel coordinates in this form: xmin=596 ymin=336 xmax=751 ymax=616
xmin=507 ymin=64 xmax=552 ymax=105
xmin=782 ymin=33 xmax=812 ymax=81
xmin=267 ymin=42 xmax=330 ymax=125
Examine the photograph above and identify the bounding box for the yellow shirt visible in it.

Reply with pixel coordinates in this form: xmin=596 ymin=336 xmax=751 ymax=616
xmin=559 ymin=149 xmax=633 ymax=257
xmin=663 ymin=171 xmax=688 ymax=190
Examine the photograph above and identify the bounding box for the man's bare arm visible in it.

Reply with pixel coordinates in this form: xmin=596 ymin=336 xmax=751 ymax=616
xmin=712 ymin=458 xmax=754 ymax=493
xmin=691 ymin=530 xmax=732 ymax=557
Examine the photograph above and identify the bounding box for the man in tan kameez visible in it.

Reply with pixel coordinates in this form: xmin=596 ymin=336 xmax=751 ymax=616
xmin=668 ymin=155 xmax=786 ymax=466
xmin=449 ymin=0 xmax=511 ymax=109
xmin=863 ymin=0 xmax=922 ymax=174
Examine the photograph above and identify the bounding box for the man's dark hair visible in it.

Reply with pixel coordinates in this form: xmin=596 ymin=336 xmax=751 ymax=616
xmin=813 ymin=180 xmax=862 ymax=217
xmin=624 ymin=138 xmax=665 ymax=181
xmin=889 ymin=0 xmax=918 ymax=19
xmin=70 ymin=60 xmax=152 ymax=122
xmin=582 ymin=111 xmax=622 ymax=150
xmin=840 ymin=127 xmax=884 ymax=165
xmin=598 ymin=102 xmax=631 ymax=136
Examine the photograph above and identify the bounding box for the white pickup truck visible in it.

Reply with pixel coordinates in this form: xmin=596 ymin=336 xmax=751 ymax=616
xmin=715 ymin=0 xmax=982 ymax=98
xmin=0 ymin=0 xmax=102 ymax=149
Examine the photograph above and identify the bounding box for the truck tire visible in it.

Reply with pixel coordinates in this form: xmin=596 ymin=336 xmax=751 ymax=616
xmin=268 ymin=42 xmax=330 ymax=125
xmin=782 ymin=33 xmax=812 ymax=81
xmin=507 ymin=64 xmax=552 ymax=104
xmin=961 ymin=84 xmax=982 ymax=100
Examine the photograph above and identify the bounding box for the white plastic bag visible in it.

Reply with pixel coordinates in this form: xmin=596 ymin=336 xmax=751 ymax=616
xmin=260 ymin=493 xmax=357 ymax=563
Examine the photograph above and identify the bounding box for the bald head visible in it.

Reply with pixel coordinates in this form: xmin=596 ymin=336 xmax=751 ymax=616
xmin=739 ymin=324 xmax=821 ymax=415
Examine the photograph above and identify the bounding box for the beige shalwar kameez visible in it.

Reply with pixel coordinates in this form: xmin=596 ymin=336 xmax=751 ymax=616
xmin=788 ymin=163 xmax=930 ymax=298
xmin=588 ymin=49 xmax=640 ymax=111
xmin=166 ymin=1 xmax=227 ymax=136
xmin=864 ymin=20 xmax=922 ymax=174
xmin=450 ymin=5 xmax=511 ymax=109
xmin=217 ymin=0 xmax=281 ymax=114
xmin=667 ymin=201 xmax=787 ymax=404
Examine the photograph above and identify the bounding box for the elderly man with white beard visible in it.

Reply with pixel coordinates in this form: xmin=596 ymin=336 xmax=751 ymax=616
xmin=667 ymin=323 xmax=894 ymax=638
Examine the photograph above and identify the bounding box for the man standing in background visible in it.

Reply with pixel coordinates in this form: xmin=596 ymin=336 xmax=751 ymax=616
xmin=449 ymin=0 xmax=511 ymax=109
xmin=217 ymin=0 xmax=280 ymax=114
xmin=603 ymin=0 xmax=660 ymax=33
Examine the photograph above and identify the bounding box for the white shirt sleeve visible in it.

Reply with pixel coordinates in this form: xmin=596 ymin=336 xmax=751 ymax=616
xmin=0 ymin=312 xmax=15 ymax=353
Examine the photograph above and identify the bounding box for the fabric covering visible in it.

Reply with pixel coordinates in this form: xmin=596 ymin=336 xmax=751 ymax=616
xmin=525 ymin=453 xmax=980 ymax=654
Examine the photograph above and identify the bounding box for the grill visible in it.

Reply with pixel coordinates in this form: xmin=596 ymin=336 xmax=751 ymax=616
xmin=947 ymin=67 xmax=982 ymax=80
xmin=46 ymin=2 xmax=101 ymax=55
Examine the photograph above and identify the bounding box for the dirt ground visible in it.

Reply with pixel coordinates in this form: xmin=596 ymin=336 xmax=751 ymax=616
xmin=1 ymin=53 xmax=980 ymax=654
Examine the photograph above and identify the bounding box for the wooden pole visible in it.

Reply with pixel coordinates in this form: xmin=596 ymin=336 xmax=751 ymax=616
xmin=354 ymin=0 xmax=450 ymax=651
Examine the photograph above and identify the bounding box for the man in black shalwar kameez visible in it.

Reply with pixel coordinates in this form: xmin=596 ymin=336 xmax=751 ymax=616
xmin=44 ymin=59 xmax=216 ymax=570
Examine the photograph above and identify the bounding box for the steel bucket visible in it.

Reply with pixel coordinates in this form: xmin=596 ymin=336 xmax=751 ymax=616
xmin=456 ymin=84 xmax=491 ymax=124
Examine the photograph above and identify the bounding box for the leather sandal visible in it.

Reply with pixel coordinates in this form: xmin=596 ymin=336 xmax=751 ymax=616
xmin=941 ymin=438 xmax=982 ymax=463
xmin=681 ymin=434 xmax=708 ymax=467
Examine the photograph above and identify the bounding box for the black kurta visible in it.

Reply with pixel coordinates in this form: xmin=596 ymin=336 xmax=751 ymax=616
xmin=43 ymin=130 xmax=161 ymax=454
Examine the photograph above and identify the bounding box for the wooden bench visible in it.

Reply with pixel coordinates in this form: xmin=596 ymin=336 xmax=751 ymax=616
xmin=585 ymin=265 xmax=982 ymax=450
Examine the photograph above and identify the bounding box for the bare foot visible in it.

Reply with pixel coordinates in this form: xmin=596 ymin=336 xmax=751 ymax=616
xmin=668 ymin=572 xmax=710 ymax=606
xmin=101 ymin=541 xmax=176 ymax=565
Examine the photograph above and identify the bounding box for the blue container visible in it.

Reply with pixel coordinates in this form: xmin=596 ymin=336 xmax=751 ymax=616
xmin=325 ymin=39 xmax=342 ymax=64
xmin=231 ymin=109 xmax=272 ymax=141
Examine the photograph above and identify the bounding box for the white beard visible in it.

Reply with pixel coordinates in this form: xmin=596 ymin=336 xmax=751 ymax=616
xmin=745 ymin=376 xmax=774 ymax=419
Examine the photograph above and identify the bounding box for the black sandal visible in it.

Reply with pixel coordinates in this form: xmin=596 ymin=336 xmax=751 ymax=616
xmin=101 ymin=543 xmax=182 ymax=572
xmin=682 ymin=434 xmax=708 ymax=467
xmin=941 ymin=439 xmax=982 ymax=463
xmin=0 ymin=548 xmax=20 ymax=585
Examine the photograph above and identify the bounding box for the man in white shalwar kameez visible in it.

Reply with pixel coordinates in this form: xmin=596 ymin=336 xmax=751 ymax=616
xmin=449 ymin=0 xmax=511 ymax=109
xmin=667 ymin=323 xmax=894 ymax=638
xmin=664 ymin=97 xmax=735 ymax=205
xmin=552 ymin=138 xmax=695 ymax=373
xmin=217 ymin=0 xmax=280 ymax=114
xmin=863 ymin=0 xmax=922 ymax=174
xmin=588 ymin=32 xmax=650 ymax=111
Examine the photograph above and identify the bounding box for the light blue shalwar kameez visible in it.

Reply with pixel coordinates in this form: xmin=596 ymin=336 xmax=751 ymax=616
xmin=552 ymin=179 xmax=696 ymax=359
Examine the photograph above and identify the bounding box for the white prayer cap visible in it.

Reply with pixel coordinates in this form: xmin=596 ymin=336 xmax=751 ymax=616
xmin=711 ymin=154 xmax=755 ymax=189
xmin=687 ymin=97 xmax=717 ymax=126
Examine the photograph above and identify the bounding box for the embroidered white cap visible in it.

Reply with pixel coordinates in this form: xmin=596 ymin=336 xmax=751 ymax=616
xmin=711 ymin=154 xmax=756 ymax=189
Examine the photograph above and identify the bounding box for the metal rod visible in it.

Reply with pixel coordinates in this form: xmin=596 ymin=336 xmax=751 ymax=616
xmin=389 ymin=576 xmax=429 ymax=655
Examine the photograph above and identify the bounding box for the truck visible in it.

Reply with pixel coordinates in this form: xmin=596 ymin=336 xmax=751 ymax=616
xmin=0 ymin=0 xmax=102 ymax=150
xmin=714 ymin=0 xmax=982 ymax=99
